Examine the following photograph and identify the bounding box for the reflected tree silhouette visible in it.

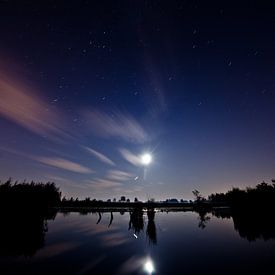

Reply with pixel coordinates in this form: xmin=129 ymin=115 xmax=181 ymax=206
xmin=3 ymin=178 xmax=275 ymax=259
xmin=0 ymin=180 xmax=60 ymax=256
xmin=0 ymin=208 xmax=57 ymax=256
xmin=3 ymin=204 xmax=275 ymax=259
xmin=128 ymin=208 xmax=144 ymax=234
xmin=96 ymin=212 xmax=102 ymax=224
xmin=211 ymin=208 xmax=275 ymax=241
xmin=146 ymin=208 xmax=157 ymax=245
xmin=108 ymin=212 xmax=114 ymax=227
xmin=228 ymin=210 xmax=275 ymax=242
xmin=197 ymin=209 xmax=211 ymax=229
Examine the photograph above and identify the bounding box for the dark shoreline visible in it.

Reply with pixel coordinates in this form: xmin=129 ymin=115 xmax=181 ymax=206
xmin=55 ymin=203 xmax=230 ymax=214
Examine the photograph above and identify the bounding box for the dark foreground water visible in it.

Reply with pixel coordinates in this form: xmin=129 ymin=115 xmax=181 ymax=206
xmin=1 ymin=209 xmax=275 ymax=275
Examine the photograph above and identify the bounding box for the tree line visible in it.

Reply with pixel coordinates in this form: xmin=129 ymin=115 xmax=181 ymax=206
xmin=0 ymin=179 xmax=61 ymax=210
xmin=1 ymin=178 xmax=275 ymax=209
xmin=207 ymin=180 xmax=275 ymax=209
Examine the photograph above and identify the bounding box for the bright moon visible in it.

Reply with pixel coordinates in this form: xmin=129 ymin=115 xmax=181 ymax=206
xmin=141 ymin=153 xmax=152 ymax=165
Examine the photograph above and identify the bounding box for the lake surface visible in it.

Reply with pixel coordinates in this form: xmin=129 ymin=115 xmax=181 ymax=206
xmin=1 ymin=209 xmax=275 ymax=274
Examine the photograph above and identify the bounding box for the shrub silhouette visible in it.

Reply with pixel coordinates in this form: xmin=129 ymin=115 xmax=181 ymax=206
xmin=208 ymin=180 xmax=275 ymax=210
xmin=0 ymin=179 xmax=61 ymax=211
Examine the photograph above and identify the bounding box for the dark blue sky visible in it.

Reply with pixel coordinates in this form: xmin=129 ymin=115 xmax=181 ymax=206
xmin=0 ymin=1 xmax=274 ymax=200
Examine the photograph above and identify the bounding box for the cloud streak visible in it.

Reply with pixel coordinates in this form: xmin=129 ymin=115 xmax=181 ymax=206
xmin=0 ymin=77 xmax=68 ymax=139
xmin=0 ymin=146 xmax=93 ymax=175
xmin=86 ymin=178 xmax=122 ymax=190
xmin=119 ymin=148 xmax=141 ymax=166
xmin=36 ymin=157 xmax=94 ymax=174
xmin=106 ymin=169 xmax=134 ymax=181
xmin=84 ymin=110 xmax=148 ymax=143
xmin=84 ymin=146 xmax=115 ymax=166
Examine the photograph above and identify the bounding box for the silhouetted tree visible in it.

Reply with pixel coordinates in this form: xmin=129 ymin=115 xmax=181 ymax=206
xmin=85 ymin=197 xmax=91 ymax=202
xmin=0 ymin=180 xmax=61 ymax=210
xmin=192 ymin=189 xmax=205 ymax=202
xmin=120 ymin=196 xmax=126 ymax=202
xmin=208 ymin=180 xmax=275 ymax=210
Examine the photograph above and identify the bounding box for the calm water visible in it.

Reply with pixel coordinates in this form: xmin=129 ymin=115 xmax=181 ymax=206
xmin=1 ymin=209 xmax=275 ymax=274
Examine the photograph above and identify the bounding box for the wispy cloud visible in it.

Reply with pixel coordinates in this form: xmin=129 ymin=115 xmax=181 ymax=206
xmin=0 ymin=77 xmax=68 ymax=139
xmin=0 ymin=146 xmax=93 ymax=175
xmin=0 ymin=146 xmax=29 ymax=158
xmin=36 ymin=157 xmax=94 ymax=174
xmin=106 ymin=169 xmax=134 ymax=181
xmin=84 ymin=110 xmax=148 ymax=143
xmin=45 ymin=175 xmax=89 ymax=189
xmin=119 ymin=148 xmax=141 ymax=166
xmin=86 ymin=178 xmax=122 ymax=190
xmin=84 ymin=146 xmax=115 ymax=166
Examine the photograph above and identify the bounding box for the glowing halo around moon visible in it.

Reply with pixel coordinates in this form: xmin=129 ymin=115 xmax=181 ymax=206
xmin=140 ymin=153 xmax=152 ymax=166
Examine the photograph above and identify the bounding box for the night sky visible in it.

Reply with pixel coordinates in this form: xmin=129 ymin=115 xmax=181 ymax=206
xmin=0 ymin=1 xmax=274 ymax=200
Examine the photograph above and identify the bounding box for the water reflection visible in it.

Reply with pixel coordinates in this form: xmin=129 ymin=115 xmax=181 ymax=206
xmin=96 ymin=211 xmax=102 ymax=224
xmin=85 ymin=207 xmax=275 ymax=244
xmin=129 ymin=208 xmax=144 ymax=235
xmin=197 ymin=209 xmax=211 ymax=229
xmin=146 ymin=209 xmax=157 ymax=245
xmin=1 ymin=206 xmax=275 ymax=258
xmin=128 ymin=208 xmax=157 ymax=245
xmin=212 ymin=208 xmax=275 ymax=241
xmin=108 ymin=211 xmax=113 ymax=227
xmin=0 ymin=208 xmax=57 ymax=256
xmin=117 ymin=255 xmax=156 ymax=274
xmin=143 ymin=257 xmax=155 ymax=274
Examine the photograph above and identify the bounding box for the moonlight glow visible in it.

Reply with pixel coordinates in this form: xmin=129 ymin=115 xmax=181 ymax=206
xmin=141 ymin=153 xmax=152 ymax=166
xmin=144 ymin=259 xmax=155 ymax=274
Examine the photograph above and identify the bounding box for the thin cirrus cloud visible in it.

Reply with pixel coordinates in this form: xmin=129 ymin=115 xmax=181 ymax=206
xmin=84 ymin=169 xmax=134 ymax=192
xmin=0 ymin=77 xmax=68 ymax=140
xmin=84 ymin=110 xmax=148 ymax=143
xmin=119 ymin=148 xmax=141 ymax=166
xmin=106 ymin=169 xmax=134 ymax=181
xmin=36 ymin=157 xmax=94 ymax=174
xmin=0 ymin=146 xmax=93 ymax=175
xmin=86 ymin=178 xmax=122 ymax=190
xmin=84 ymin=146 xmax=115 ymax=166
